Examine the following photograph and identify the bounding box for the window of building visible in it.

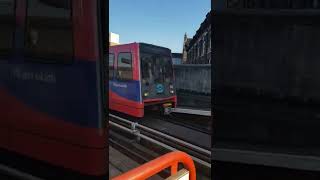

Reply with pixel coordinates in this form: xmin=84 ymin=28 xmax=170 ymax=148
xmin=199 ymin=42 xmax=202 ymax=57
xmin=208 ymin=31 xmax=211 ymax=53
xmin=25 ymin=0 xmax=73 ymax=63
xmin=117 ymin=52 xmax=133 ymax=81
xmin=192 ymin=46 xmax=194 ymax=59
xmin=200 ymin=39 xmax=203 ymax=56
xmin=0 ymin=0 xmax=15 ymax=57
xmin=109 ymin=53 xmax=114 ymax=79
xmin=197 ymin=43 xmax=200 ymax=58
xmin=227 ymin=0 xmax=243 ymax=8
xmin=202 ymin=36 xmax=206 ymax=56
xmin=244 ymin=0 xmax=320 ymax=9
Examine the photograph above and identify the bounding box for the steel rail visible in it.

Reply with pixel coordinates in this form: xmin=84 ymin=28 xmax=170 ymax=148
xmin=109 ymin=119 xmax=211 ymax=168
xmin=109 ymin=113 xmax=211 ymax=156
xmin=0 ymin=164 xmax=43 ymax=180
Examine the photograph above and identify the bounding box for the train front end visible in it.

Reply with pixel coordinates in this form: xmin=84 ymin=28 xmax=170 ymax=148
xmin=139 ymin=43 xmax=177 ymax=115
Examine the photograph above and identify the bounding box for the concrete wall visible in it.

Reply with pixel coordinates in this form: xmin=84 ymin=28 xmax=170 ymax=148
xmin=173 ymin=64 xmax=211 ymax=95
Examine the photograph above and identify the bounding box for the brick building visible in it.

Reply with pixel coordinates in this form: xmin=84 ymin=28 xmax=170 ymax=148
xmin=182 ymin=33 xmax=192 ymax=64
xmin=183 ymin=11 xmax=212 ymax=64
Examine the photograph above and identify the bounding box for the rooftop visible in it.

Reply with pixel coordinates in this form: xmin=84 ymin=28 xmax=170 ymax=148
xmin=187 ymin=11 xmax=212 ymax=50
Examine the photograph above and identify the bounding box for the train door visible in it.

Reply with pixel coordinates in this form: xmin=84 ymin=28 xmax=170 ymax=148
xmin=111 ymin=44 xmax=143 ymax=117
xmin=0 ymin=0 xmax=15 ymax=151
xmin=109 ymin=51 xmax=116 ymax=108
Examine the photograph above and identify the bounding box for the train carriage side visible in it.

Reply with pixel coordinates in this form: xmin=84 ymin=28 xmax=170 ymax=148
xmin=0 ymin=0 xmax=107 ymax=179
xmin=109 ymin=43 xmax=144 ymax=117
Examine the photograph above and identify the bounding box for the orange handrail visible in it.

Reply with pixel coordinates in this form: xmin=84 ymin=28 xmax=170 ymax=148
xmin=112 ymin=151 xmax=196 ymax=180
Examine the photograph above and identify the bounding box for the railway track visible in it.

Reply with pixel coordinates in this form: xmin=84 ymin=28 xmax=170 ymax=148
xmin=213 ymin=161 xmax=320 ymax=180
xmin=145 ymin=110 xmax=211 ymax=134
xmin=109 ymin=130 xmax=169 ymax=179
xmin=109 ymin=125 xmax=211 ymax=179
xmin=0 ymin=164 xmax=43 ymax=180
xmin=109 ymin=113 xmax=212 ymax=178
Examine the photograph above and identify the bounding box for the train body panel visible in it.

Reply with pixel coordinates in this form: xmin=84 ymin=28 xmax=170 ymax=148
xmin=0 ymin=0 xmax=107 ymax=178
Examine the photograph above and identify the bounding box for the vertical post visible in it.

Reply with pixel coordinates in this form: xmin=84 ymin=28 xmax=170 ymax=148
xmin=170 ymin=162 xmax=178 ymax=175
xmin=132 ymin=122 xmax=140 ymax=141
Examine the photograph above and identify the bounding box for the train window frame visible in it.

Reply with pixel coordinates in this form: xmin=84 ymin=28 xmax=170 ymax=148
xmin=116 ymin=52 xmax=133 ymax=81
xmin=24 ymin=0 xmax=74 ymax=64
xmin=109 ymin=53 xmax=115 ymax=79
xmin=0 ymin=0 xmax=16 ymax=58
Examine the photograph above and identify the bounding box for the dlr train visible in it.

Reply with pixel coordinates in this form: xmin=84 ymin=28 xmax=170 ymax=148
xmin=109 ymin=43 xmax=177 ymax=118
xmin=0 ymin=0 xmax=107 ymax=179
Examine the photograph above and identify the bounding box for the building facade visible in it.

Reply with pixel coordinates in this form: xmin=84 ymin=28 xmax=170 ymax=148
xmin=183 ymin=11 xmax=212 ymax=64
xmin=109 ymin=32 xmax=120 ymax=46
xmin=182 ymin=33 xmax=192 ymax=64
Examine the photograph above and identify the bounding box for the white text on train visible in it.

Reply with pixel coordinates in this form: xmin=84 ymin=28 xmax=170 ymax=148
xmin=11 ymin=68 xmax=57 ymax=84
xmin=112 ymin=82 xmax=128 ymax=88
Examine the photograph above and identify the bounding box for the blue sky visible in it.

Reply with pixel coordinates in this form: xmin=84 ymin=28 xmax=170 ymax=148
xmin=109 ymin=0 xmax=211 ymax=53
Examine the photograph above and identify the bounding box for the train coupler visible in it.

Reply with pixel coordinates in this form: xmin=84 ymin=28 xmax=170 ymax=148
xmin=162 ymin=103 xmax=172 ymax=115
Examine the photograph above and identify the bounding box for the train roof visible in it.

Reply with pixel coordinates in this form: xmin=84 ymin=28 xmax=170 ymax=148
xmin=139 ymin=42 xmax=171 ymax=52
xmin=139 ymin=43 xmax=171 ymax=56
xmin=109 ymin=42 xmax=171 ymax=53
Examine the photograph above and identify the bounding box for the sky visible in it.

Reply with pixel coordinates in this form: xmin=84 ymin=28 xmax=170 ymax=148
xmin=109 ymin=0 xmax=211 ymax=53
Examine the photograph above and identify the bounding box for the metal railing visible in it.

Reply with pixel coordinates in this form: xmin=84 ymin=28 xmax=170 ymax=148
xmin=112 ymin=151 xmax=196 ymax=180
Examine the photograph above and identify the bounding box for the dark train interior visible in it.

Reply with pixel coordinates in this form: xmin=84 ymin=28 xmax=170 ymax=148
xmin=213 ymin=1 xmax=320 ymax=156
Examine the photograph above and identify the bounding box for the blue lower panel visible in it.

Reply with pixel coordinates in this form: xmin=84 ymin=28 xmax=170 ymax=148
xmin=0 ymin=61 xmax=100 ymax=128
xmin=109 ymin=80 xmax=141 ymax=102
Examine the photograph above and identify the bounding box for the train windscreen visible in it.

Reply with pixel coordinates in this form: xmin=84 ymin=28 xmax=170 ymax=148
xmin=139 ymin=43 xmax=174 ymax=100
xmin=141 ymin=53 xmax=173 ymax=84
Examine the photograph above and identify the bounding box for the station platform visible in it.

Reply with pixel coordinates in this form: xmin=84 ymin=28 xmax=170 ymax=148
xmin=109 ymin=146 xmax=138 ymax=178
xmin=176 ymin=91 xmax=211 ymax=111
xmin=109 ymin=146 xmax=161 ymax=180
xmin=172 ymin=107 xmax=211 ymax=116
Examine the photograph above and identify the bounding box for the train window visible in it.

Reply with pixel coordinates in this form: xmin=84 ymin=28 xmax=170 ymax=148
xmin=25 ymin=0 xmax=73 ymax=63
xmin=0 ymin=0 xmax=15 ymax=57
xmin=117 ymin=52 xmax=133 ymax=81
xmin=109 ymin=53 xmax=114 ymax=79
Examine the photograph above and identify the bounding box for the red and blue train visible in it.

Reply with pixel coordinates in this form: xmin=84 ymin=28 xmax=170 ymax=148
xmin=109 ymin=43 xmax=177 ymax=118
xmin=0 ymin=0 xmax=107 ymax=179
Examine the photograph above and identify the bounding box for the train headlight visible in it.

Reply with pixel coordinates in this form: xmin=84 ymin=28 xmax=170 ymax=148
xmin=144 ymin=91 xmax=149 ymax=97
xmin=169 ymin=84 xmax=174 ymax=94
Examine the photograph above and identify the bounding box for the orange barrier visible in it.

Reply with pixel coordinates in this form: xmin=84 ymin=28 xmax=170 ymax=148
xmin=112 ymin=151 xmax=196 ymax=180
